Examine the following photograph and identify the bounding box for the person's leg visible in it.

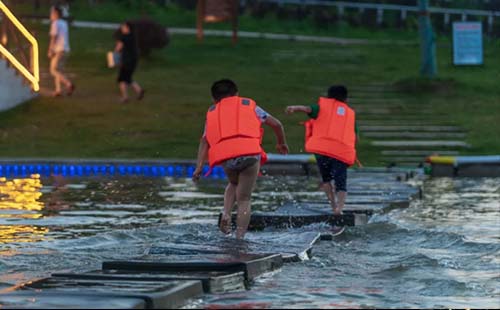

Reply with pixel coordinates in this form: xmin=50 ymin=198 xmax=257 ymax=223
xmin=49 ymin=55 xmax=62 ymax=95
xmin=220 ymin=169 xmax=238 ymax=234
xmin=316 ymin=155 xmax=336 ymax=212
xmin=332 ymin=160 xmax=348 ymax=215
xmin=131 ymin=82 xmax=145 ymax=100
xmin=119 ymin=82 xmax=129 ymax=102
xmin=55 ymin=53 xmax=72 ymax=90
xmin=235 ymin=162 xmax=260 ymax=239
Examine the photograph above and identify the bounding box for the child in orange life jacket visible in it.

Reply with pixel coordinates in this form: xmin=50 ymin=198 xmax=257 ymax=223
xmin=193 ymin=79 xmax=289 ymax=239
xmin=286 ymin=85 xmax=358 ymax=215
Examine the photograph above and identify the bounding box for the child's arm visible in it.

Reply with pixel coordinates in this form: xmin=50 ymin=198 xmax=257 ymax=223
xmin=192 ymin=137 xmax=209 ymax=182
xmin=264 ymin=115 xmax=289 ymax=154
xmin=285 ymin=105 xmax=312 ymax=115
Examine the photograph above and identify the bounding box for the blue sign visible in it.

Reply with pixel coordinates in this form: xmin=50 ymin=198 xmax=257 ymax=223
xmin=453 ymin=22 xmax=483 ymax=66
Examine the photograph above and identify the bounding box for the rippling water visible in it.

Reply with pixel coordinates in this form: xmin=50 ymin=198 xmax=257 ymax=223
xmin=0 ymin=174 xmax=498 ymax=308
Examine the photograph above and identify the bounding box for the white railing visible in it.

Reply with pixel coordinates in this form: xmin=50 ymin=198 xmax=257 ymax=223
xmin=256 ymin=0 xmax=500 ymax=31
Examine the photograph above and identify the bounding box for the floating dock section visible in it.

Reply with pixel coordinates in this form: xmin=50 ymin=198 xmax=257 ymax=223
xmin=427 ymin=155 xmax=500 ymax=177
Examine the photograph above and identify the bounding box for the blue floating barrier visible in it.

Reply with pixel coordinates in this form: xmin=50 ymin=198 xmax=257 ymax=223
xmin=53 ymin=165 xmax=60 ymax=175
xmin=84 ymin=166 xmax=92 ymax=176
xmin=108 ymin=166 xmax=116 ymax=175
xmin=187 ymin=166 xmax=195 ymax=178
xmin=43 ymin=165 xmax=51 ymax=176
xmin=100 ymin=166 xmax=107 ymax=175
xmin=12 ymin=165 xmax=20 ymax=176
xmin=77 ymin=165 xmax=84 ymax=176
xmin=28 ymin=165 xmax=36 ymax=174
xmin=92 ymin=166 xmax=100 ymax=175
xmin=4 ymin=165 xmax=11 ymax=177
xmin=159 ymin=166 xmax=167 ymax=176
xmin=118 ymin=165 xmax=126 ymax=175
xmin=36 ymin=165 xmax=43 ymax=174
xmin=167 ymin=165 xmax=174 ymax=177
xmin=134 ymin=166 xmax=142 ymax=175
xmin=151 ymin=166 xmax=159 ymax=176
xmin=127 ymin=166 xmax=134 ymax=175
xmin=69 ymin=166 xmax=76 ymax=176
xmin=142 ymin=166 xmax=151 ymax=176
xmin=175 ymin=165 xmax=184 ymax=177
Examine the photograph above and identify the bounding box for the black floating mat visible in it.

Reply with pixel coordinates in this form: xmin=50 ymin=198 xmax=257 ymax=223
xmin=0 ymin=291 xmax=146 ymax=309
xmin=338 ymin=188 xmax=420 ymax=198
xmin=103 ymin=253 xmax=283 ymax=282
xmin=52 ymin=269 xmax=245 ymax=294
xmin=236 ymin=211 xmax=355 ymax=231
xmin=21 ymin=278 xmax=203 ymax=309
xmin=276 ymin=202 xmax=390 ymax=215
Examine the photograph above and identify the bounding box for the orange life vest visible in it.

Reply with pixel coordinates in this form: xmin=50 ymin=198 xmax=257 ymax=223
xmin=205 ymin=96 xmax=267 ymax=168
xmin=304 ymin=97 xmax=356 ymax=166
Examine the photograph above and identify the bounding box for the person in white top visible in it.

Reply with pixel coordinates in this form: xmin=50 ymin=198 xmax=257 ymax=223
xmin=48 ymin=6 xmax=74 ymax=97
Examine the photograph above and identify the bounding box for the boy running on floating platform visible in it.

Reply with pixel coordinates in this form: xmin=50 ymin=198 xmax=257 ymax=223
xmin=193 ymin=79 xmax=289 ymax=239
xmin=286 ymin=85 xmax=359 ymax=215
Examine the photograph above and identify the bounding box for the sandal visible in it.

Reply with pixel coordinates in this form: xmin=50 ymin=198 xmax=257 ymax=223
xmin=219 ymin=215 xmax=232 ymax=235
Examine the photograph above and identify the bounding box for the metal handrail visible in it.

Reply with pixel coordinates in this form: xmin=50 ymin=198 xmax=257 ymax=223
xmin=0 ymin=0 xmax=39 ymax=92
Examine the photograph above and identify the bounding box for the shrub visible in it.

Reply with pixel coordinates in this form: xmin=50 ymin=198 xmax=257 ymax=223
xmin=114 ymin=18 xmax=170 ymax=57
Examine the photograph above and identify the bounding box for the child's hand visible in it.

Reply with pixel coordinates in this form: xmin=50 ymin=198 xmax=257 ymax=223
xmin=285 ymin=106 xmax=296 ymax=115
xmin=192 ymin=167 xmax=203 ymax=183
xmin=276 ymin=143 xmax=289 ymax=155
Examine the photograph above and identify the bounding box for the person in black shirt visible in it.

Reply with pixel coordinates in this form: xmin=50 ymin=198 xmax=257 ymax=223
xmin=115 ymin=22 xmax=145 ymax=103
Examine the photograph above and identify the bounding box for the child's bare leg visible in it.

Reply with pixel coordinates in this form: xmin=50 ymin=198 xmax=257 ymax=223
xmin=335 ymin=191 xmax=346 ymax=215
xmin=223 ymin=182 xmax=237 ymax=218
xmin=321 ymin=182 xmax=337 ymax=213
xmin=235 ymin=162 xmax=260 ymax=239
xmin=220 ymin=170 xmax=238 ymax=234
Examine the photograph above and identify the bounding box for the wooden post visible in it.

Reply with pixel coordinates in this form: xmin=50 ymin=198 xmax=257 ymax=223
xmin=196 ymin=0 xmax=206 ymax=42
xmin=231 ymin=0 xmax=238 ymax=44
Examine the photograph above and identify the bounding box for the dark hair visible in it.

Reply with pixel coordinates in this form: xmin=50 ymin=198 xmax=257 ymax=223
xmin=52 ymin=6 xmax=63 ymax=18
xmin=211 ymin=79 xmax=238 ymax=102
xmin=327 ymin=85 xmax=348 ymax=102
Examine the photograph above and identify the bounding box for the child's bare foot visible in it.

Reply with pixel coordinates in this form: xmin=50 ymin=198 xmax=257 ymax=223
xmin=330 ymin=203 xmax=337 ymax=214
xmin=333 ymin=207 xmax=343 ymax=215
xmin=219 ymin=215 xmax=232 ymax=235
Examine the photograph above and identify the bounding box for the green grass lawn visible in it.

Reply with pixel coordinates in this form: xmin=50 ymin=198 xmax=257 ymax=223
xmin=1 ymin=22 xmax=499 ymax=164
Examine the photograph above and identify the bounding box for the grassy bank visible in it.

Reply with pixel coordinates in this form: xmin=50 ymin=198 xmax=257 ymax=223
xmin=1 ymin=20 xmax=499 ymax=163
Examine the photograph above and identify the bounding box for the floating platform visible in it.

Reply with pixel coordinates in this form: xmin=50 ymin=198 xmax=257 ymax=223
xmin=427 ymin=155 xmax=500 ymax=177
xmin=0 ymin=291 xmax=147 ymax=309
xmin=10 ymin=279 xmax=203 ymax=309
xmin=103 ymin=253 xmax=283 ymax=283
xmin=52 ymin=269 xmax=245 ymax=294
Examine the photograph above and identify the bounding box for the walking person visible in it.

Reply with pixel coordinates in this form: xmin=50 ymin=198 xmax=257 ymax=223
xmin=48 ymin=6 xmax=74 ymax=97
xmin=286 ymin=85 xmax=359 ymax=216
xmin=193 ymin=79 xmax=289 ymax=239
xmin=115 ymin=22 xmax=145 ymax=103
